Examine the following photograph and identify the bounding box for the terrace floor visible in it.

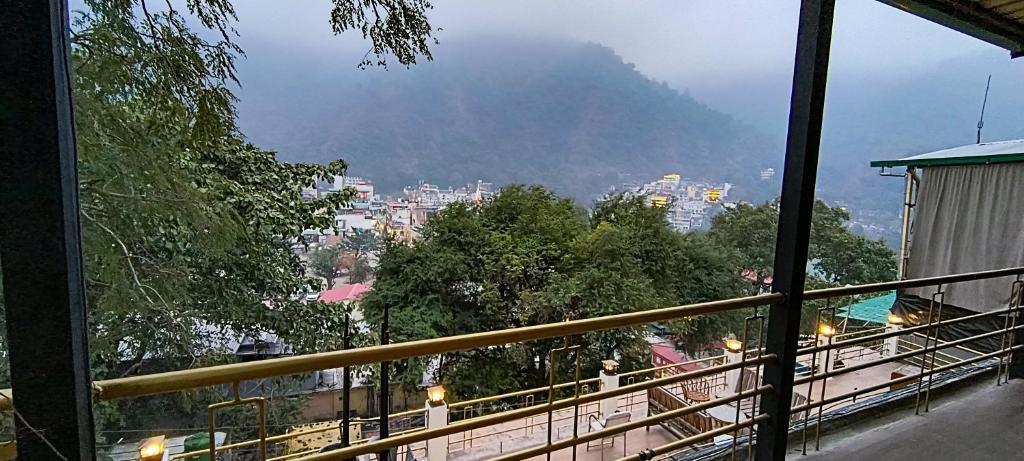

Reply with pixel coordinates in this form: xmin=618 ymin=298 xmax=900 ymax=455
xmin=443 ymin=346 xmax=905 ymax=461
xmin=792 ymin=378 xmax=1024 ymax=461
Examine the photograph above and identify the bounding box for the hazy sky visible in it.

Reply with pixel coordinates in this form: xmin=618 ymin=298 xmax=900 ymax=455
xmin=231 ymin=0 xmax=1001 ymax=86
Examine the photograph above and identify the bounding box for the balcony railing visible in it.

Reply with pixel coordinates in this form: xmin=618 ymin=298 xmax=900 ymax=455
xmin=1 ymin=267 xmax=1021 ymax=461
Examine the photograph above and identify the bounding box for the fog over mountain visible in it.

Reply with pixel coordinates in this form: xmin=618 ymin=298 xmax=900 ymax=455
xmin=238 ymin=37 xmax=783 ymax=203
xmin=692 ymin=50 xmax=1024 ymax=211
xmin=237 ymin=31 xmax=1024 ymax=222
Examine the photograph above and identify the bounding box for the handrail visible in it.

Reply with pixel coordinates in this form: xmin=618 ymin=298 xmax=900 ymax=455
xmin=794 ymin=324 xmax=1024 ymax=386
xmin=2 ymin=266 xmax=1020 ymax=459
xmin=448 ymin=353 xmax=725 ymax=411
xmin=489 ymin=385 xmax=773 ymax=461
xmin=791 ymin=345 xmax=1023 ymax=414
xmin=176 ymin=354 xmax=726 ymax=457
xmin=803 ymin=266 xmax=1024 ymax=300
xmin=282 ymin=355 xmax=777 ymax=461
xmin=4 ymin=268 xmax=1020 ymax=410
xmin=86 ymin=293 xmax=779 ymax=402
xmin=797 ymin=305 xmax=1019 ymax=355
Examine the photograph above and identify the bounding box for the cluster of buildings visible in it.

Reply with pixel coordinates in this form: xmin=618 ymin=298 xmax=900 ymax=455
xmin=614 ymin=173 xmax=733 ymax=232
xmin=401 ymin=179 xmax=497 ymax=207
xmin=299 ymin=176 xmax=496 ymax=245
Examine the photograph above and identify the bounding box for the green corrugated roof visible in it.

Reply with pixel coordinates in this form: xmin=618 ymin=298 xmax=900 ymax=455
xmin=838 ymin=291 xmax=895 ymax=325
xmin=870 ymin=139 xmax=1024 ymax=168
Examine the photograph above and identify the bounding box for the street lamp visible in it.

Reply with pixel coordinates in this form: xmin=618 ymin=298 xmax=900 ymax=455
xmin=601 ymin=359 xmax=619 ymax=375
xmin=724 ymin=338 xmax=744 ymax=353
xmin=817 ymin=323 xmax=836 ymax=338
xmin=138 ymin=436 xmax=165 ymax=461
xmin=427 ymin=385 xmax=447 ymax=406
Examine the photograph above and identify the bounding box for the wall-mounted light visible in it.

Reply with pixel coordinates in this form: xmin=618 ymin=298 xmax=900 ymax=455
xmin=427 ymin=385 xmax=446 ymax=406
xmin=818 ymin=324 xmax=836 ymax=337
xmin=887 ymin=314 xmax=904 ymax=326
xmin=601 ymin=360 xmax=619 ymax=375
xmin=139 ymin=435 xmax=165 ymax=461
xmin=724 ymin=338 xmax=743 ymax=353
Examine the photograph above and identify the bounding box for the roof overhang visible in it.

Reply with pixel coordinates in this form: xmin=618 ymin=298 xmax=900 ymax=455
xmin=871 ymin=139 xmax=1024 ymax=168
xmin=877 ymin=0 xmax=1024 ymax=58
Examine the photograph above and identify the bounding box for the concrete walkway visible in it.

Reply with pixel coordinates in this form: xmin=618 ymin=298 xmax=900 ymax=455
xmin=792 ymin=379 xmax=1024 ymax=461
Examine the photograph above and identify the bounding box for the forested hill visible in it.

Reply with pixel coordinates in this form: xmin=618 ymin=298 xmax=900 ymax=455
xmin=237 ymin=37 xmax=781 ymax=202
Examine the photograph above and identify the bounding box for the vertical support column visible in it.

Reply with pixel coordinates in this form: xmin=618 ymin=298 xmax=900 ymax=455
xmin=754 ymin=1 xmax=835 ymax=459
xmin=815 ymin=335 xmax=835 ymax=374
xmin=425 ymin=389 xmax=448 ymax=461
xmin=884 ymin=315 xmax=903 ymax=357
xmin=598 ymin=361 xmax=619 ymax=419
xmin=0 ymin=1 xmax=97 ymax=459
xmin=723 ymin=343 xmax=744 ymax=395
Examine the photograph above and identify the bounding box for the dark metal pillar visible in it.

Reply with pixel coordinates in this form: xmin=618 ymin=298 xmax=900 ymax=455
xmin=754 ymin=0 xmax=835 ymax=459
xmin=0 ymin=1 xmax=97 ymax=460
xmin=1010 ymin=285 xmax=1024 ymax=379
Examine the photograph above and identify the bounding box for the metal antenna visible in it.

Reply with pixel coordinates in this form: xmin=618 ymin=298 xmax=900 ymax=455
xmin=977 ymin=74 xmax=992 ymax=144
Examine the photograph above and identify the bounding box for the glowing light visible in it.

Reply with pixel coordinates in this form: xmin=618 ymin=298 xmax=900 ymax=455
xmin=602 ymin=360 xmax=619 ymax=374
xmin=427 ymin=385 xmax=446 ymax=405
xmin=139 ymin=436 xmax=165 ymax=460
xmin=818 ymin=324 xmax=836 ymax=337
xmin=724 ymin=338 xmax=743 ymax=353
xmin=887 ymin=314 xmax=904 ymax=325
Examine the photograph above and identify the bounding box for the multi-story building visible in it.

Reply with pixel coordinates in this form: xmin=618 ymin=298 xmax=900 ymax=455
xmin=617 ymin=173 xmax=731 ymax=232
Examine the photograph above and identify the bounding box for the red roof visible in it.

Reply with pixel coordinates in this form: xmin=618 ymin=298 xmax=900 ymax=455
xmin=651 ymin=343 xmax=685 ymax=363
xmin=651 ymin=343 xmax=703 ymax=371
xmin=319 ymin=283 xmax=372 ymax=303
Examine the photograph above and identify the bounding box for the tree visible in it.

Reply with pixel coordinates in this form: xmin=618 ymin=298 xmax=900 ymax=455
xmin=362 ymin=188 xmax=751 ymax=399
xmin=706 ymin=200 xmax=898 ymax=336
xmin=342 ymin=231 xmax=381 ymax=261
xmin=348 ymin=258 xmax=374 ymax=284
xmin=310 ymin=245 xmax=344 ymax=289
xmin=0 ymin=0 xmax=442 ymax=443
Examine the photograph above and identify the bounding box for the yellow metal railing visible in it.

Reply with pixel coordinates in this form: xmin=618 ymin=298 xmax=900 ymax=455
xmin=49 ymin=292 xmax=778 ymax=406
xmin=172 ymin=355 xmax=725 ymax=459
xmin=2 ymin=267 xmax=1022 ymax=460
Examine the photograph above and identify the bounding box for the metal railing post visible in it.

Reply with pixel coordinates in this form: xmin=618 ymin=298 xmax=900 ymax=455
xmin=755 ymin=0 xmax=835 ymax=459
xmin=1010 ymin=278 xmax=1024 ymax=379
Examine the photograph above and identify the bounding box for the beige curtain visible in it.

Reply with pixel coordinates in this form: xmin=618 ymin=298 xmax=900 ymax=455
xmin=903 ymin=163 xmax=1024 ymax=312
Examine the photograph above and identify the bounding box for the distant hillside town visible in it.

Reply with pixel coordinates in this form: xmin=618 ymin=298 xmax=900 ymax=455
xmin=611 ymin=173 xmax=734 ymax=232
xmin=299 ymin=176 xmax=497 ymax=246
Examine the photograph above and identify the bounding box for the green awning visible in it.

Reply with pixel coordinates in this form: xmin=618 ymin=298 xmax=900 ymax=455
xmin=870 ymin=139 xmax=1024 ymax=168
xmin=838 ymin=291 xmax=895 ymax=325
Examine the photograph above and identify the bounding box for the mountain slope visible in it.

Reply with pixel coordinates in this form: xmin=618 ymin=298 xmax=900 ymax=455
xmin=237 ymin=37 xmax=781 ymax=202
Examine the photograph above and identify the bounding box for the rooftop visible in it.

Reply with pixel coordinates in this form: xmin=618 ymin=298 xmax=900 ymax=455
xmin=870 ymin=139 xmax=1024 ymax=168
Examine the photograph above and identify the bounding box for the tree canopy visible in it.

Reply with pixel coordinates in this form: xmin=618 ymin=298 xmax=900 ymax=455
xmin=1 ymin=0 xmax=443 ymax=443
xmin=361 ymin=186 xmax=750 ymax=399
xmin=363 ymin=193 xmax=897 ymax=400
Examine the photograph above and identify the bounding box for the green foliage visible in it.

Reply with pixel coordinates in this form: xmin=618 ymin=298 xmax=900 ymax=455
xmin=311 ymin=245 xmax=344 ymax=289
xmin=0 ymin=0 xmax=442 ymax=443
xmin=329 ymin=0 xmax=438 ymax=68
xmin=348 ymin=258 xmax=374 ymax=284
xmin=707 ymin=200 xmax=898 ymax=336
xmin=709 ymin=200 xmax=897 ymax=286
xmin=708 ymin=202 xmax=780 ymax=279
xmin=342 ymin=231 xmax=381 ymax=261
xmin=362 ymin=188 xmax=749 ymax=399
